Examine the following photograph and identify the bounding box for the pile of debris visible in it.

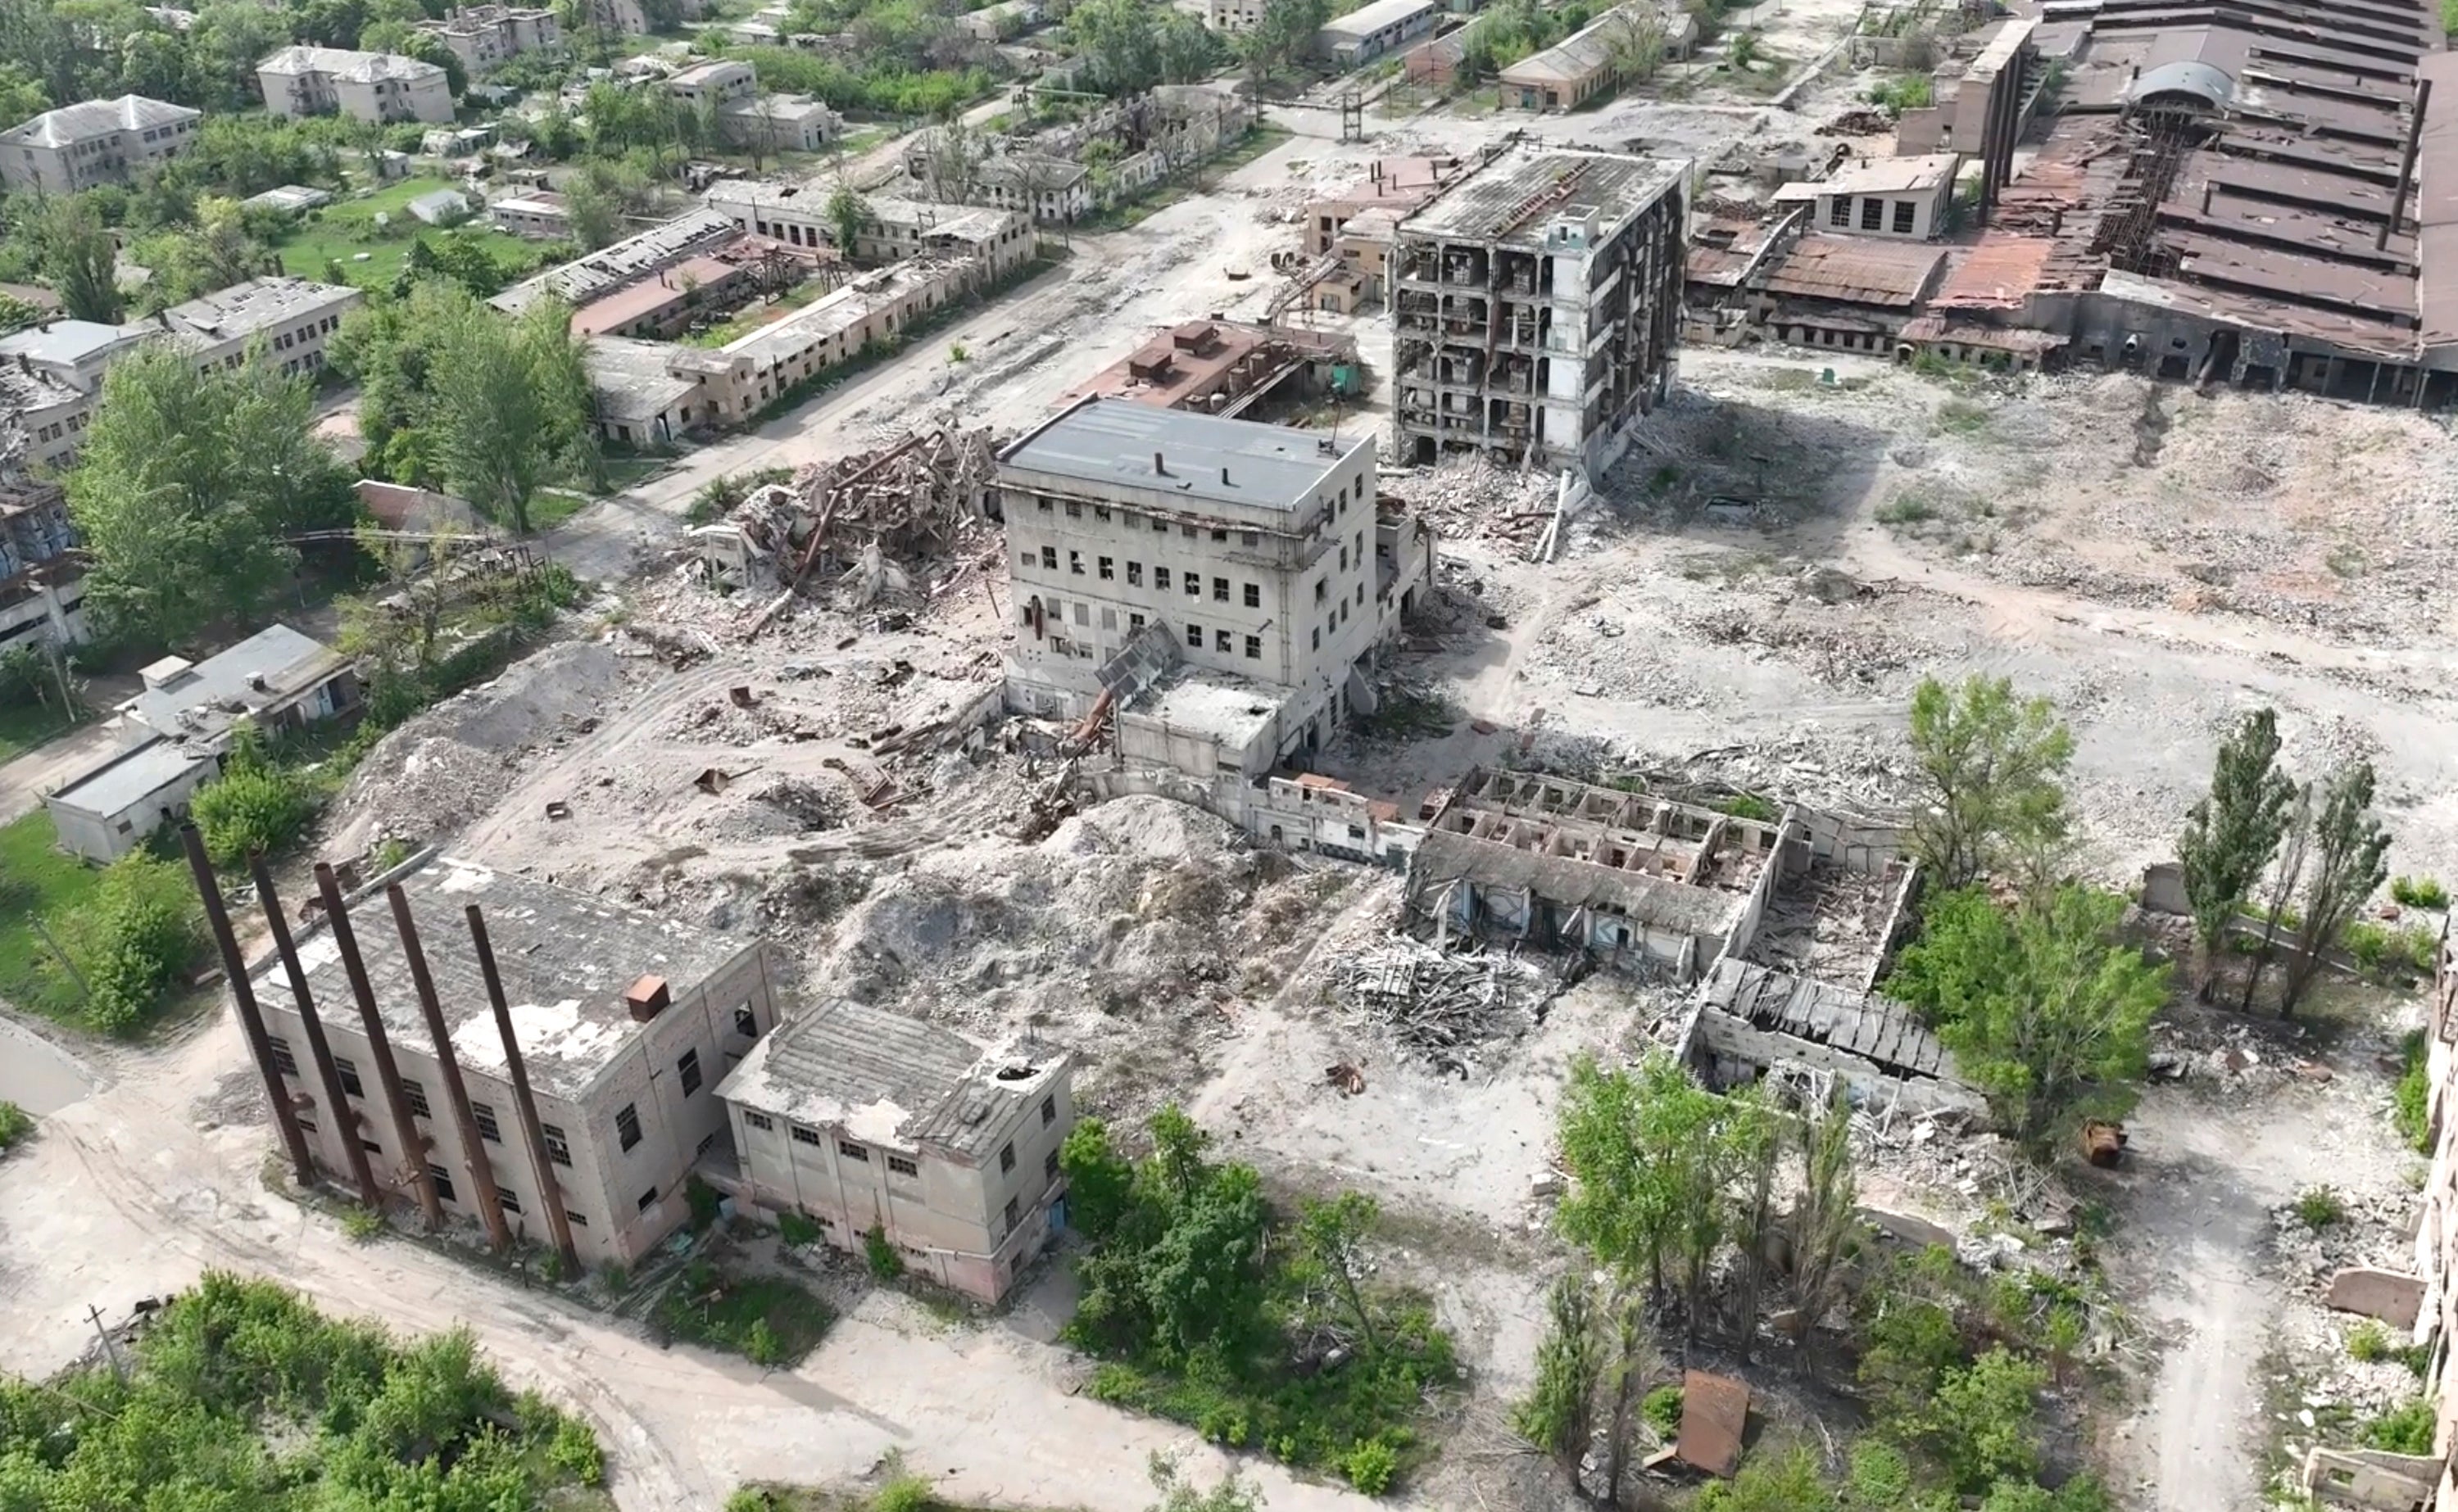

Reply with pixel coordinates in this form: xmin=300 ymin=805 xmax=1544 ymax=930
xmin=1378 ymin=453 xmax=1558 ymax=545
xmin=716 ymin=426 xmax=1000 ymax=619
xmin=1335 ymin=935 xmax=1562 ymax=1071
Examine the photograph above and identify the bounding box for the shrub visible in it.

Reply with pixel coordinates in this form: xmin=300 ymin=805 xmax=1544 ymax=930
xmin=0 ymin=1100 xmax=32 ymax=1152
xmin=1721 ymin=792 xmax=1779 ymax=822
xmin=2395 ymin=1031 xmax=2432 ymax=1152
xmin=1642 ymin=1383 xmax=1685 ymax=1437
xmin=47 ymin=850 xmax=206 ymax=1034
xmin=778 ymin=1211 xmax=823 ymax=1246
xmin=1921 ymin=1347 xmax=2048 ymax=1492
xmin=1846 ymin=1439 xmax=1915 ymax=1506
xmin=2392 ymin=876 xmax=2450 ymax=910
xmin=2294 ymin=1187 xmax=2346 ymax=1229
xmin=2360 ymin=1397 xmax=2437 ymax=1455
xmin=2350 ymin=1320 xmax=2393 ymax=1362
xmin=1342 ymin=1437 xmax=1398 ymax=1496
xmin=725 ymin=1491 xmax=773 ymax=1512
xmin=342 ymin=1206 xmax=387 ymax=1242
xmin=744 ymin=1319 xmax=782 ymax=1366
xmin=947 ymin=342 xmax=968 ymax=362
xmin=865 ymin=1223 xmax=905 ymax=1279
xmin=873 ymin=1472 xmax=934 ymax=1512
xmin=191 ymin=727 xmax=323 ymax=866
xmin=546 ymin=1416 xmax=603 ymax=1486
xmin=600 ymin=1262 xmax=628 ymax=1293
xmin=687 ymin=1175 xmax=723 ymax=1232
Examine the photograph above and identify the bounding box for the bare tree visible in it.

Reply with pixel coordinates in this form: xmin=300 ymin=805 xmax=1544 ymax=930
xmin=1602 ymin=4 xmax=1668 ymax=84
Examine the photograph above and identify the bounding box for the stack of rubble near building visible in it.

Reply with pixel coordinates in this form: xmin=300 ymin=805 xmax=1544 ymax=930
xmin=698 ymin=425 xmax=997 ymax=608
xmin=1056 ymin=319 xmax=1358 ymax=418
xmin=1401 ymin=766 xmax=1974 ymax=1113
xmin=1390 ymin=147 xmax=1689 ymax=478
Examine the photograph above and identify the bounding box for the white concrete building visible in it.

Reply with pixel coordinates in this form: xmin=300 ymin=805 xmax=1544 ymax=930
xmin=998 ymin=400 xmax=1435 ymax=777
xmin=666 ymin=59 xmax=756 ymax=106
xmin=1773 ymin=153 xmax=1960 ymax=242
xmin=148 ymin=276 xmax=365 ymax=379
xmin=718 ymin=93 xmax=840 ymax=153
xmin=0 ymin=478 xmax=84 ymax=656
xmin=704 ymin=181 xmax=1036 ymax=277
xmin=0 ymin=95 xmax=201 ymax=194
xmin=1314 ymin=0 xmax=1437 ymax=66
xmin=416 ymin=4 xmax=560 ymax=75
xmin=715 ymin=1002 xmax=1074 ymax=1304
xmin=491 ymin=190 xmax=572 ymax=238
xmin=258 ymin=46 xmax=455 ymax=124
xmin=246 ymin=853 xmax=796 ymax=1267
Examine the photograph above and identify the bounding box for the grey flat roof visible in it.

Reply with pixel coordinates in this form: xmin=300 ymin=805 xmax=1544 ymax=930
xmin=122 ymin=623 xmax=344 ymax=736
xmin=1129 ymin=668 xmax=1287 ymax=746
xmin=1319 ymin=0 xmax=1433 ymax=39
xmin=47 ymin=736 xmax=208 ymax=817
xmin=0 ymin=319 xmax=145 ymax=369
xmin=1000 ymin=398 xmax=1358 ymax=513
xmin=715 ymin=999 xmax=1063 ymax=1163
xmin=1399 ymin=148 xmax=1686 ymax=247
xmin=249 ymin=854 xmax=754 ymax=1102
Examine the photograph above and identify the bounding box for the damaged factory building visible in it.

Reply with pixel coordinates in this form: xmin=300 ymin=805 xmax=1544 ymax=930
xmin=995 ymin=396 xmax=1436 ymax=842
xmin=1404 ymin=767 xmax=1981 ymax=1116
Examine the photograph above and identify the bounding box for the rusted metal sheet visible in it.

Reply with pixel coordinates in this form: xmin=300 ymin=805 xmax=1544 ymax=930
xmin=1676 ymin=1369 xmax=1749 ymax=1478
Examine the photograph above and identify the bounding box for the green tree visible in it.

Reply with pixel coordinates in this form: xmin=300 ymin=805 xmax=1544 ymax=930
xmin=1068 ymin=0 xmax=1165 ymax=93
xmin=1290 ymin=1191 xmax=1381 ymax=1355
xmin=1918 ymin=1348 xmax=2048 ymax=1492
xmin=1058 ymin=1116 xmax=1136 ymax=1239
xmin=36 ymin=194 xmax=122 ymax=324
xmin=66 ymin=345 xmax=351 ymax=646
xmin=429 ymin=295 xmax=596 ymax=533
xmin=2176 ymin=708 xmax=2294 ymax=998
xmin=190 ymin=722 xmax=320 ymax=865
xmin=1237 ymin=0 xmax=1327 ymax=81
xmin=2241 ymin=781 xmax=2311 ymax=1013
xmin=1511 ymin=1274 xmax=1604 ymax=1470
xmin=150 ymin=192 xmax=273 ymax=303
xmin=1889 ymin=886 xmax=2166 ymax=1144
xmin=45 ymin=850 xmax=203 ymax=1032
xmin=1906 ymin=675 xmax=2074 ymax=890
xmin=1789 ymin=1089 xmax=1859 ymax=1374
xmin=2281 ymin=759 xmax=2393 ymax=1016
xmin=825 ymin=183 xmax=872 ymax=257
xmin=562 ymin=169 xmax=623 ymax=251
xmin=1696 ymin=1449 xmax=1839 ymax=1512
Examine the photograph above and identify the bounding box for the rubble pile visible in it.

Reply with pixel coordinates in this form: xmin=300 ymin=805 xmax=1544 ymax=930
xmin=2269 ymin=1190 xmax=2418 ymax=1291
xmin=1333 ymin=935 xmax=1561 ymax=1070
xmin=1379 ymin=454 xmax=1557 ymax=544
xmin=728 ymin=425 xmax=1000 ymax=610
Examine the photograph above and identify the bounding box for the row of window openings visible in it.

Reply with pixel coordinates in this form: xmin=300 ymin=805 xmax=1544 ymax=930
xmin=271 ymin=1001 xmax=755 ymax=1166
xmin=743 ymin=1095 xmax=1059 ymax=1180
xmin=300 ymin=1116 xmax=588 ymax=1230
xmin=1829 ymin=195 xmax=1920 ymax=234
xmin=1035 ymin=476 xmax=1360 ymax=527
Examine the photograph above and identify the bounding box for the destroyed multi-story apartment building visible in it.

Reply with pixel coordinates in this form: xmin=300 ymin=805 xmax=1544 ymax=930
xmin=997 ymin=397 xmax=1435 ymax=781
xmin=0 ymin=475 xmax=80 ymax=654
xmin=714 ymin=1002 xmax=1075 ymax=1304
xmin=1391 ymin=147 xmax=1689 ymax=477
xmin=1406 ymin=767 xmax=1980 ymax=1115
xmin=243 ymin=853 xmax=794 ymax=1267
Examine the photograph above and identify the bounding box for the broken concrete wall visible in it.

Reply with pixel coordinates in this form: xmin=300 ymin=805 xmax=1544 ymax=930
xmin=1691 ymin=1009 xmax=1989 ymax=1118
xmin=2300 ymin=1446 xmax=2438 ymax=1510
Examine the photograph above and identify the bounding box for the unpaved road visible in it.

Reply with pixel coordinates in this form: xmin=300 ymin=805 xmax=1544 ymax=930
xmin=0 ymin=1011 xmax=1381 ymax=1512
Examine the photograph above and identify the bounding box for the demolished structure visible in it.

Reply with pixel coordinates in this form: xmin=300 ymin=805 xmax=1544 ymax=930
xmin=700 ymin=425 xmax=999 ymax=609
xmin=1391 ymin=147 xmax=1690 ymax=476
xmin=1055 ymin=318 xmax=1358 ymax=418
xmin=1400 ymin=766 xmax=1973 ymax=1114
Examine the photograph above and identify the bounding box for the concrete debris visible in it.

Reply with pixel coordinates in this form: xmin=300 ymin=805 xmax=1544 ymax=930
xmin=1334 ymin=934 xmax=1561 ymax=1071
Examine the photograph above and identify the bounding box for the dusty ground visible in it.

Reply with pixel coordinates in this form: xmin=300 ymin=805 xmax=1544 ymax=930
xmin=8 ymin=4 xmax=2458 ymax=1506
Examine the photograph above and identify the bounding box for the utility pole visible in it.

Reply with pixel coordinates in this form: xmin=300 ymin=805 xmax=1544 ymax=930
xmin=86 ymin=1304 xmax=123 ymax=1382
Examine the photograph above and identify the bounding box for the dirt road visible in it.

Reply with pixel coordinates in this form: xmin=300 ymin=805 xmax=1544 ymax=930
xmin=0 ymin=1009 xmax=1380 ymax=1512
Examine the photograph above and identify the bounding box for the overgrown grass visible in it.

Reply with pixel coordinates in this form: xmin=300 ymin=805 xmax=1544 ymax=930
xmin=2392 ymin=875 xmax=2450 ymax=910
xmin=1356 ymin=685 xmax=1458 ymax=741
xmin=273 ymin=177 xmax=540 ymax=284
xmin=2343 ymin=919 xmax=2436 ymax=983
xmin=0 ymin=809 xmax=107 ymax=1019
xmin=2360 ymin=1397 xmax=2437 ymax=1454
xmin=0 ymin=1098 xmax=32 ymax=1153
xmin=2349 ymin=1319 xmax=2432 ymax=1376
xmin=1868 ymin=72 xmax=1934 ymax=112
xmin=1720 ymin=792 xmax=1780 ymax=822
xmin=1936 ymin=397 xmax=1993 ymax=435
xmin=655 ymin=1260 xmax=834 ymax=1367
xmin=1875 ymin=490 xmax=1939 ymax=525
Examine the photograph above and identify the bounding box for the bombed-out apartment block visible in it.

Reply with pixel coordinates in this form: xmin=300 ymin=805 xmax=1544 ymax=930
xmin=714 ymin=1002 xmax=1074 ymax=1304
xmin=1391 ymin=148 xmax=1688 ymax=477
xmin=1407 ymin=766 xmax=1977 ymax=1113
xmin=997 ymin=398 xmax=1435 ymax=780
xmin=247 ymin=854 xmax=794 ymax=1267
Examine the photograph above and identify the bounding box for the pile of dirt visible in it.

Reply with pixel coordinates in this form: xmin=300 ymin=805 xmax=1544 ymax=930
xmin=325 ymin=640 xmax=626 ymax=856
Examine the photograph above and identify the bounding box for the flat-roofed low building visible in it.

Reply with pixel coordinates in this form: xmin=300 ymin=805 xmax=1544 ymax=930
xmin=0 ymin=363 xmax=95 ymax=475
xmin=660 ymin=256 xmax=978 ymax=424
xmin=718 ymin=93 xmax=840 ymax=153
xmin=43 ymin=736 xmax=221 ymax=861
xmin=568 ymin=251 xmax=755 ymax=337
xmin=1314 ymin=0 xmax=1437 ymax=66
xmin=120 ymin=622 xmax=358 ymax=749
xmin=705 ymin=180 xmax=1034 ymax=276
xmin=667 ymin=58 xmax=756 ymax=106
xmin=1305 ymin=155 xmax=1469 ymax=256
xmin=1774 ymin=153 xmax=1961 ymax=242
xmin=148 ymin=275 xmax=365 ymax=378
xmin=715 ymin=1000 xmax=1073 ymax=1303
xmin=245 ymin=853 xmax=796 ymax=1265
xmin=490 ymin=189 xmax=570 ymax=238
xmin=491 ymin=205 xmax=739 ymax=314
xmin=0 ymin=94 xmax=202 ymax=193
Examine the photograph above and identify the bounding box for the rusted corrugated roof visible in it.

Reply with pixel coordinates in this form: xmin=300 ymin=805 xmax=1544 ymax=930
xmin=2418 ymin=52 xmax=2458 ymax=351
xmin=1932 ymin=234 xmax=2056 ymax=310
xmin=1675 ymin=1369 xmax=1749 ymax=1478
xmin=1757 ymin=235 xmax=1945 ymax=308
